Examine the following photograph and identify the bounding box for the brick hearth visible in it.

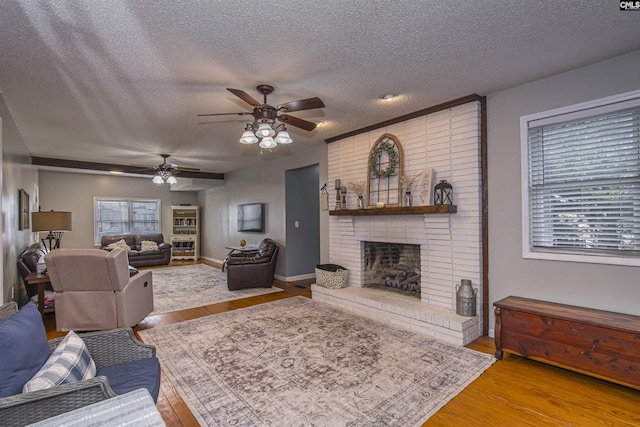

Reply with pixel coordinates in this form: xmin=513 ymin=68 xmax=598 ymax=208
xmin=312 ymin=285 xmax=480 ymax=345
xmin=316 ymin=100 xmax=483 ymax=346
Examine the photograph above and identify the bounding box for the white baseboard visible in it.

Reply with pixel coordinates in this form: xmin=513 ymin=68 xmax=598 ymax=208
xmin=276 ymin=272 xmax=316 ymax=282
xmin=200 ymin=256 xmax=224 ymax=265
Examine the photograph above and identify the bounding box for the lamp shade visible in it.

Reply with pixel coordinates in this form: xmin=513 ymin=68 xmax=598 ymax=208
xmin=239 ymin=130 xmax=259 ymax=144
xmin=259 ymin=137 xmax=277 ymax=149
xmin=274 ymin=130 xmax=292 ymax=144
xmin=256 ymin=123 xmax=276 ymax=138
xmin=31 ymin=211 xmax=72 ymax=232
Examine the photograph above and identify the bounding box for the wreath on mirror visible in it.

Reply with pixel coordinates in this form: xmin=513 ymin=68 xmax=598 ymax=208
xmin=369 ymin=141 xmax=399 ymax=178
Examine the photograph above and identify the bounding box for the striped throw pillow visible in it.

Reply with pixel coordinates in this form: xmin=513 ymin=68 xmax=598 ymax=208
xmin=23 ymin=331 xmax=96 ymax=393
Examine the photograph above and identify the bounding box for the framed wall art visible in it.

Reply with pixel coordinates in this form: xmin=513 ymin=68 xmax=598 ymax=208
xmin=18 ymin=188 xmax=30 ymax=230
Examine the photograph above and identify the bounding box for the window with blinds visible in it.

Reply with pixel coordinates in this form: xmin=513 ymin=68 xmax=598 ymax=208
xmin=94 ymin=198 xmax=160 ymax=244
xmin=521 ymin=90 xmax=640 ymax=266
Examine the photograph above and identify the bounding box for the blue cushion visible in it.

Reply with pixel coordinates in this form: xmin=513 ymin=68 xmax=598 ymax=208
xmin=0 ymin=302 xmax=50 ymax=397
xmin=23 ymin=330 xmax=96 ymax=392
xmin=96 ymin=357 xmax=160 ymax=402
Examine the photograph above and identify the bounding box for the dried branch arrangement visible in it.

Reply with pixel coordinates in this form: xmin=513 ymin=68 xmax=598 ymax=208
xmin=399 ymin=173 xmax=421 ymax=192
xmin=347 ymin=180 xmax=366 ymax=197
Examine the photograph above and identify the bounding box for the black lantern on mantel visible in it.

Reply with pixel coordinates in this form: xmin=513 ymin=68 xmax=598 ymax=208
xmin=434 ymin=180 xmax=453 ymax=205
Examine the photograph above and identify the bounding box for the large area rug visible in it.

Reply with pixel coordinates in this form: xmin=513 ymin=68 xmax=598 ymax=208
xmin=149 ymin=264 xmax=282 ymax=315
xmin=139 ymin=296 xmax=495 ymax=426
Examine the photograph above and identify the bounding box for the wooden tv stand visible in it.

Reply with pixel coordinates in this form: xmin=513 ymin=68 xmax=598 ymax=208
xmin=494 ymin=296 xmax=640 ymax=390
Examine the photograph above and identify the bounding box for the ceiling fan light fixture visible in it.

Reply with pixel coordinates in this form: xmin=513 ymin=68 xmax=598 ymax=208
xmin=212 ymin=85 xmax=324 ymax=150
xmin=259 ymin=136 xmax=277 ymax=149
xmin=152 ymin=174 xmax=164 ymax=184
xmin=274 ymin=130 xmax=292 ymax=144
xmin=166 ymin=175 xmax=178 ymax=184
xmin=239 ymin=130 xmax=259 ymax=144
xmin=256 ymin=122 xmax=276 ymax=138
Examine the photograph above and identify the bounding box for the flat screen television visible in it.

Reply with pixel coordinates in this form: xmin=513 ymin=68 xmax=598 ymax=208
xmin=237 ymin=203 xmax=264 ymax=233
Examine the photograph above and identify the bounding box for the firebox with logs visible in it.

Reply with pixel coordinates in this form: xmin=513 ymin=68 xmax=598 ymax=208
xmin=363 ymin=242 xmax=421 ymax=297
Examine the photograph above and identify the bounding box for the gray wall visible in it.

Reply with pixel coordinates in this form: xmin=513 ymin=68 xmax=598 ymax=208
xmin=38 ymin=171 xmax=197 ymax=249
xmin=1 ymin=93 xmax=39 ymax=304
xmin=198 ymin=143 xmax=328 ymax=279
xmin=487 ymin=49 xmax=640 ymax=333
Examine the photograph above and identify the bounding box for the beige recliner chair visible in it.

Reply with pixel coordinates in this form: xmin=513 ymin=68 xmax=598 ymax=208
xmin=45 ymin=248 xmax=153 ymax=331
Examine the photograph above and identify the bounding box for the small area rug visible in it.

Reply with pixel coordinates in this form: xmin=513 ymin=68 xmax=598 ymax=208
xmin=139 ymin=296 xmax=495 ymax=426
xmin=149 ymin=264 xmax=282 ymax=315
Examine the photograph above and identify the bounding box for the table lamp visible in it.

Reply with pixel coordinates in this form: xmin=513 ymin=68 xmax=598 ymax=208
xmin=31 ymin=210 xmax=72 ymax=251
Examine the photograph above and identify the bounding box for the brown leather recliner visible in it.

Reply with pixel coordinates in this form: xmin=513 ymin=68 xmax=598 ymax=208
xmin=17 ymin=243 xmax=50 ymax=300
xmin=226 ymin=238 xmax=279 ymax=290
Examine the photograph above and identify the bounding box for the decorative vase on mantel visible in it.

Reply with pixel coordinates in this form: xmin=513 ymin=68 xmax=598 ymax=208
xmin=403 ymin=191 xmax=413 ymax=207
xmin=357 ymin=195 xmax=364 ymax=209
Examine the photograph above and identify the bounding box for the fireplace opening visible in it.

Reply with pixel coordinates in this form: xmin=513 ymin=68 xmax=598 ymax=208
xmin=363 ymin=242 xmax=421 ymax=297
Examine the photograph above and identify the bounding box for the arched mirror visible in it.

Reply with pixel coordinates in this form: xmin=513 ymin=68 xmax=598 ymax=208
xmin=367 ymin=133 xmax=403 ymax=206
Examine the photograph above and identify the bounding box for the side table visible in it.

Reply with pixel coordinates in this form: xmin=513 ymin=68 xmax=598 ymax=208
xmin=24 ymin=272 xmax=53 ymax=316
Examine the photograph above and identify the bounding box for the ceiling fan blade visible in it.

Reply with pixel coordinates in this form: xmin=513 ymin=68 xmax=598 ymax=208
xmin=277 ymin=97 xmax=325 ymax=112
xmin=176 ymin=166 xmax=201 ymax=172
xmin=197 ymin=112 xmax=253 ymax=117
xmin=278 ymin=114 xmax=318 ymax=132
xmin=227 ymin=88 xmax=261 ymax=107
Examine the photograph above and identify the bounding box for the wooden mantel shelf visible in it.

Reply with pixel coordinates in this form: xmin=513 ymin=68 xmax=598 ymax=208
xmin=329 ymin=205 xmax=457 ymax=216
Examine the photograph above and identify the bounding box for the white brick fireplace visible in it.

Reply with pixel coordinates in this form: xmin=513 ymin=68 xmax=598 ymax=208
xmin=313 ymin=99 xmax=484 ymax=345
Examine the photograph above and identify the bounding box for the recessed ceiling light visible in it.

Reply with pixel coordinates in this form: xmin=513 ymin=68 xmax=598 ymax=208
xmin=381 ymin=94 xmax=396 ymax=100
xmin=109 ymin=170 xmax=124 ymax=175
xmin=317 ymin=121 xmax=326 ymax=127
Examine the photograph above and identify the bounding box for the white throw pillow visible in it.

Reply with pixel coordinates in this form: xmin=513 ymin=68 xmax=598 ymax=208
xmin=23 ymin=331 xmax=96 ymax=393
xmin=107 ymin=238 xmax=131 ymax=251
xmin=140 ymin=240 xmax=159 ymax=251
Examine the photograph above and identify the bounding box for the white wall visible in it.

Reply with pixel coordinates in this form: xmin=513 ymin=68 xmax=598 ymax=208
xmin=198 ymin=143 xmax=328 ymax=278
xmin=38 ymin=171 xmax=197 ymax=249
xmin=487 ymin=49 xmax=640 ymax=332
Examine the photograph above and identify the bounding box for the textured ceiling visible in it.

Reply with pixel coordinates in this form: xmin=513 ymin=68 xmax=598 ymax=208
xmin=1 ymin=1 xmax=639 ymax=174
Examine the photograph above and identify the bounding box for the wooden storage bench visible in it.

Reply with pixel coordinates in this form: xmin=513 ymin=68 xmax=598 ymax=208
xmin=494 ymin=296 xmax=640 ymax=390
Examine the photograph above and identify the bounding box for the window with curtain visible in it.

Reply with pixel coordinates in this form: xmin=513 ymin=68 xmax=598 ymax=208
xmin=94 ymin=198 xmax=160 ymax=244
xmin=521 ymin=90 xmax=640 ymax=266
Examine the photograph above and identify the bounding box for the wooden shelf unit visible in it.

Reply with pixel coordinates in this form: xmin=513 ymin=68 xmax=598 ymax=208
xmin=329 ymin=205 xmax=456 ymax=216
xmin=170 ymin=206 xmax=199 ymax=260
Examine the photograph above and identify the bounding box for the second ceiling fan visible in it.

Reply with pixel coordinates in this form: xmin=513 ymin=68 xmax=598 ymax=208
xmin=198 ymin=85 xmax=325 ymax=147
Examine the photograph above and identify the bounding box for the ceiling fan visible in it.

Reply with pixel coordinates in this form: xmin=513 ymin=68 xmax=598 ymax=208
xmin=198 ymin=85 xmax=325 ymax=148
xmin=143 ymin=154 xmax=200 ymax=184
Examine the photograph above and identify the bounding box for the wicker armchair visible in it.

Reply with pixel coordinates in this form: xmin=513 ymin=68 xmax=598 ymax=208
xmin=0 ymin=302 xmax=157 ymax=426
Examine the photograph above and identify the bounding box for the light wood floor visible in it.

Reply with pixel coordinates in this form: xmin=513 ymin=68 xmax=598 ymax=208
xmin=44 ymin=261 xmax=640 ymax=426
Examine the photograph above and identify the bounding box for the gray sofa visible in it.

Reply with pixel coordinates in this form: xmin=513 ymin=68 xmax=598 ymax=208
xmin=100 ymin=233 xmax=171 ymax=267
